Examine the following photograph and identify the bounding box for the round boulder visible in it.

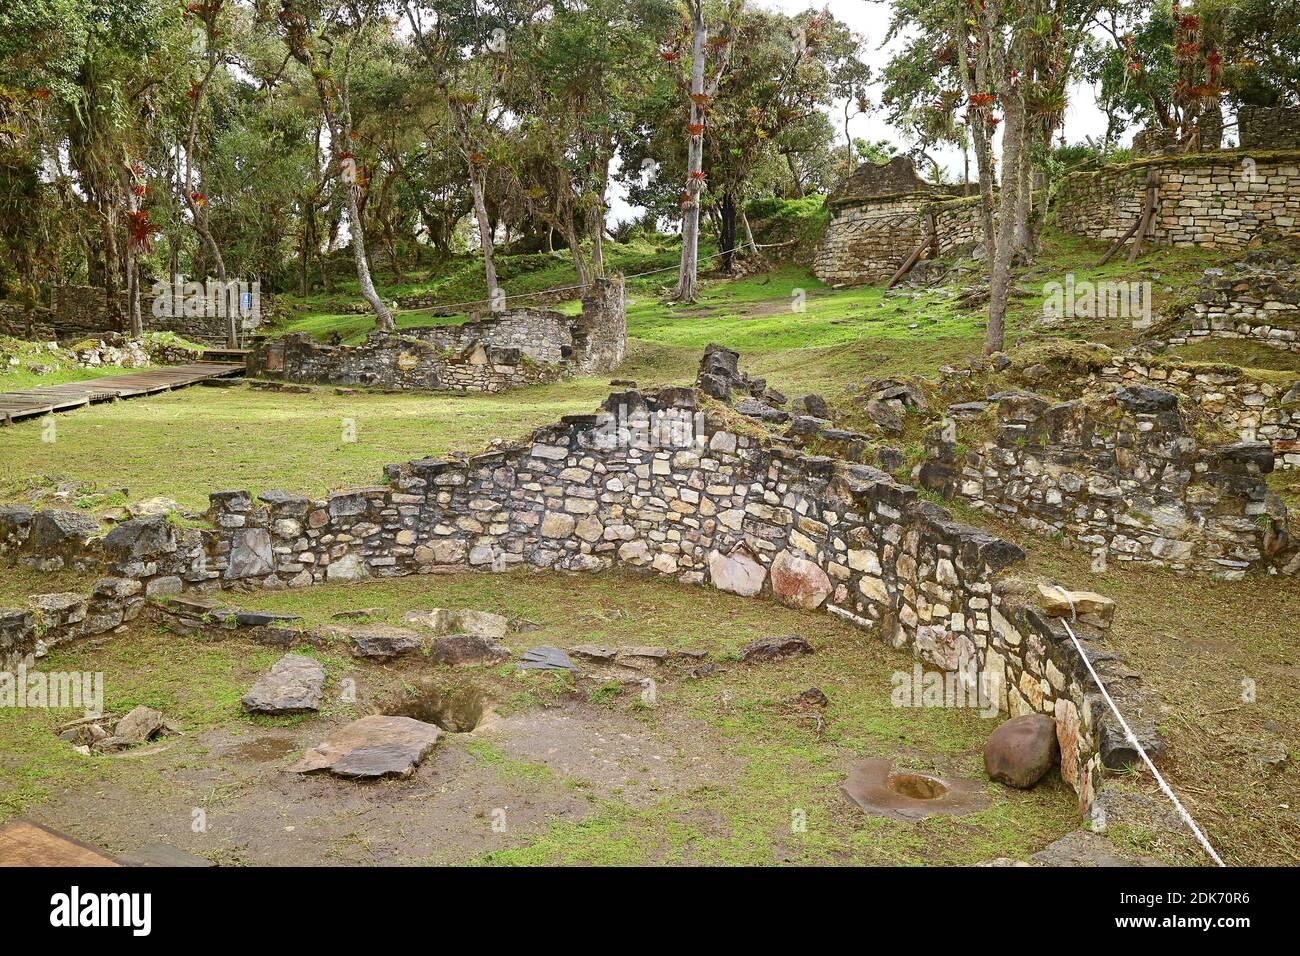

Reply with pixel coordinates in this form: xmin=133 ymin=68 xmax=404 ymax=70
xmin=984 ymin=713 xmax=1059 ymax=789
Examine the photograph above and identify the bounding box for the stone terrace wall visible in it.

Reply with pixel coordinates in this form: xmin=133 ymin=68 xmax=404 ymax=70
xmin=1096 ymin=355 xmax=1299 ymax=470
xmin=0 ymin=580 xmax=145 ymax=672
xmin=52 ymin=285 xmax=128 ymax=335
xmin=1163 ymin=266 xmax=1300 ymax=355
xmin=249 ymin=277 xmax=626 ymax=392
xmin=812 ymin=194 xmax=933 ymax=286
xmin=813 ymin=195 xmax=983 ymax=287
xmin=1052 ymin=153 xmax=1300 ymax=249
xmin=403 ymin=310 xmax=574 ymax=365
xmin=1239 ymin=105 xmax=1300 ymax=151
xmin=44 ymin=285 xmax=271 ymax=343
xmin=249 ymin=333 xmax=559 ymax=394
xmin=919 ymin=387 xmax=1296 ymax=578
xmin=0 ymin=387 xmax=1167 ymax=814
xmin=0 ymin=302 xmax=56 ymax=339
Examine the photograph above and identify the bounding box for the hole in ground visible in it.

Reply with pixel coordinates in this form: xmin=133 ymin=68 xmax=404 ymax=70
xmin=886 ymin=773 xmax=949 ymax=801
xmin=382 ymin=678 xmax=487 ymax=733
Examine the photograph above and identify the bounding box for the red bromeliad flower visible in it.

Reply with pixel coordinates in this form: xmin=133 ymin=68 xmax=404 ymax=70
xmin=469 ymin=151 xmax=486 ymax=167
xmin=132 ymin=183 xmax=147 ymax=197
xmin=686 ymin=122 xmax=704 ymax=135
xmin=689 ymin=170 xmax=706 ymax=180
xmin=190 ymin=191 xmax=207 ymax=207
xmin=660 ymin=49 xmax=678 ymax=61
xmin=678 ymin=191 xmax=694 ymax=208
xmin=967 ymin=92 xmax=997 ymax=109
xmin=126 ymin=210 xmax=155 ymax=252
xmin=689 ymin=92 xmax=711 ymax=106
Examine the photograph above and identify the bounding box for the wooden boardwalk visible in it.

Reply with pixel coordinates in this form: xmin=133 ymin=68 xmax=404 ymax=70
xmin=0 ymin=362 xmax=244 ymax=424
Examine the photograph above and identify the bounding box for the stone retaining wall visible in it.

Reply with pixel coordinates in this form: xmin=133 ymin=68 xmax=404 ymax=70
xmin=1162 ymin=266 xmax=1300 ymax=356
xmin=0 ymin=386 xmax=1178 ymax=816
xmin=0 ymin=579 xmax=145 ymax=673
xmin=1052 ymin=153 xmax=1300 ymax=249
xmin=812 ymin=194 xmax=984 ymax=286
xmin=248 ymin=333 xmax=560 ymax=393
xmin=248 ymin=276 xmax=626 ymax=392
xmin=45 ymin=284 xmax=271 ymax=343
xmin=1096 ymin=356 xmax=1299 ymax=470
xmin=918 ymin=386 xmax=1295 ymax=578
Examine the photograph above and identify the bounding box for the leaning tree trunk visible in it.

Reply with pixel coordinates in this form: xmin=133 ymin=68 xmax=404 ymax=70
xmin=675 ymin=7 xmax=708 ymax=303
xmin=467 ymin=173 xmax=501 ymax=311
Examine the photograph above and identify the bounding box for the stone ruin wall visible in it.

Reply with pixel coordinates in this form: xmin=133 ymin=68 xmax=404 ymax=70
xmin=247 ymin=276 xmax=626 ymax=394
xmin=1238 ymin=105 xmax=1300 ymax=151
xmin=1 ymin=386 xmax=1178 ymax=817
xmin=811 ymin=156 xmax=982 ymax=287
xmin=812 ymin=195 xmax=983 ymax=287
xmin=0 ymin=285 xmax=276 ymax=344
xmin=1052 ymin=153 xmax=1300 ymax=249
xmin=1096 ymin=355 xmax=1299 ymax=471
xmin=1160 ymin=266 xmax=1300 ymax=356
xmin=917 ymin=386 xmax=1296 ymax=579
xmin=249 ymin=333 xmax=561 ymax=394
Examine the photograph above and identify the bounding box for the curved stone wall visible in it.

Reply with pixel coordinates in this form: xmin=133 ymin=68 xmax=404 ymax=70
xmin=1 ymin=386 xmax=1174 ymax=816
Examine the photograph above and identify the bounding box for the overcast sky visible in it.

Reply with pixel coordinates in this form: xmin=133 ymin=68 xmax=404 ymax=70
xmin=610 ymin=0 xmax=1120 ymax=223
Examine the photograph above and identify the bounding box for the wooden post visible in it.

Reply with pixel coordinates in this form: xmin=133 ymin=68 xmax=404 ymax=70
xmin=1126 ymin=167 xmax=1161 ymax=265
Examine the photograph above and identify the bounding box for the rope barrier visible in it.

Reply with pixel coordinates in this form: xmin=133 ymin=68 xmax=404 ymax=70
xmin=1047 ymin=584 xmax=1225 ymax=867
xmin=388 ymin=238 xmax=799 ymax=316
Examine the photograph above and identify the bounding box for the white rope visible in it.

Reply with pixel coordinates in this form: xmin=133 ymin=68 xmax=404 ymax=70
xmin=389 ymin=238 xmax=798 ymax=316
xmin=1047 ymin=584 xmax=1225 ymax=867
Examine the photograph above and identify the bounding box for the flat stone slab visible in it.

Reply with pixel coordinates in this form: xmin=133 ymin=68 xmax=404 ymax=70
xmin=241 ymin=654 xmax=326 ymax=714
xmin=289 ymin=715 xmax=441 ymax=779
xmin=428 ymin=633 xmax=510 ymax=666
xmin=739 ymin=634 xmax=813 ymax=662
xmin=517 ymin=645 xmax=577 ymax=671
xmin=348 ymin=625 xmax=424 ymax=660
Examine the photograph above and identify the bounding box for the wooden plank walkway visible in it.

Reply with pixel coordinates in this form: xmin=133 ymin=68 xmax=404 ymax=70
xmin=0 ymin=362 xmax=244 ymax=424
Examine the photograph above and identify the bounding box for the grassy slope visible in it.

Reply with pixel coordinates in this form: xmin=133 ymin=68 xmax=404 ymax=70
xmin=0 ymin=230 xmax=1235 ymax=508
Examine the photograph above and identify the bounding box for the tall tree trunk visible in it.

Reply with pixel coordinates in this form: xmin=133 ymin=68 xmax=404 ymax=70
xmin=985 ymin=67 xmax=1026 ymax=355
xmin=468 ymin=174 xmax=500 ymax=311
xmin=185 ymin=58 xmax=236 ymax=346
xmin=675 ymin=3 xmax=708 ymax=302
xmin=957 ymin=6 xmax=996 ymax=267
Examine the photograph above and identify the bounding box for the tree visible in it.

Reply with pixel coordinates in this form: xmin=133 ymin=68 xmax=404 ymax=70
xmin=277 ymin=0 xmax=395 ymax=331
xmin=672 ymin=0 xmax=739 ymax=302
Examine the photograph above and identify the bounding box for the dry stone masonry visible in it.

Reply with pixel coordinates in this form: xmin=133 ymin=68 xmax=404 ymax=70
xmin=917 ymin=385 xmax=1296 ymax=578
xmin=1052 ymin=152 xmax=1300 ymax=249
xmin=246 ymin=276 xmax=626 ymax=393
xmin=1096 ymin=355 xmax=1299 ymax=471
xmin=813 ymin=156 xmax=982 ymax=286
xmin=1159 ymin=259 xmax=1300 ymax=356
xmin=1 ymin=376 xmax=1173 ymax=816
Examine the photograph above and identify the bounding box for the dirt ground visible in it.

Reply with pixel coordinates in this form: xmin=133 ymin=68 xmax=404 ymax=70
xmin=1 ymin=571 xmax=1086 ymax=866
